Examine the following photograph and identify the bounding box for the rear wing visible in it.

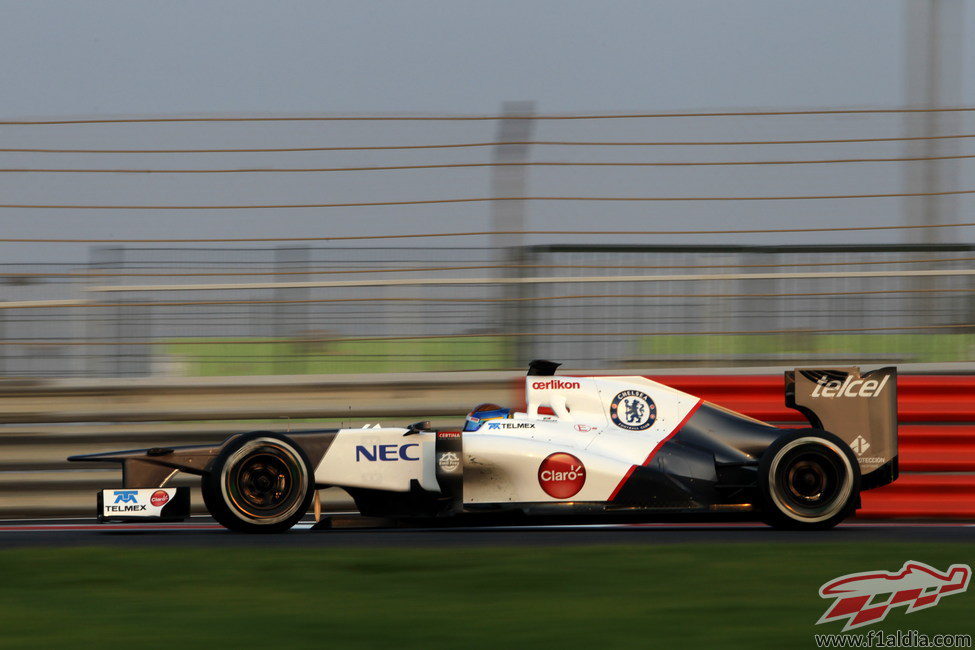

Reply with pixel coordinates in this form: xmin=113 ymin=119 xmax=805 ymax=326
xmin=785 ymin=367 xmax=897 ymax=490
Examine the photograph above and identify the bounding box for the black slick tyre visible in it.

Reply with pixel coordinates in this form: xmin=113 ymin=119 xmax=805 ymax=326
xmin=758 ymin=429 xmax=861 ymax=530
xmin=202 ymin=432 xmax=314 ymax=533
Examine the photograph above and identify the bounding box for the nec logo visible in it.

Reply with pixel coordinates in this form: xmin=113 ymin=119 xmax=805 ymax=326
xmin=113 ymin=490 xmax=138 ymax=504
xmin=355 ymin=444 xmax=420 ymax=462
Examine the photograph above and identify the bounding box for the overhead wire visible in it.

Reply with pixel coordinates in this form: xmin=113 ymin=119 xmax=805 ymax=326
xmin=3 ymin=105 xmax=975 ymax=125
xmin=3 ymin=152 xmax=975 ymax=173
xmin=2 ymin=189 xmax=975 ymax=210
xmin=4 ymin=133 xmax=975 ymax=153
xmin=4 ymin=221 xmax=975 ymax=243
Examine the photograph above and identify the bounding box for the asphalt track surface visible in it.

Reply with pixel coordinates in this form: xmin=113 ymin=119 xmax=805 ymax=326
xmin=0 ymin=519 xmax=971 ymax=548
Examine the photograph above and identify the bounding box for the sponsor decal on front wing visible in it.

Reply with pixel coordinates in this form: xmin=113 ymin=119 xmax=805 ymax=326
xmin=100 ymin=488 xmax=180 ymax=518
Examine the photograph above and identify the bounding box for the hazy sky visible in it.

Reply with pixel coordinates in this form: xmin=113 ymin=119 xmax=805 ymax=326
xmin=1 ymin=1 xmax=973 ymax=262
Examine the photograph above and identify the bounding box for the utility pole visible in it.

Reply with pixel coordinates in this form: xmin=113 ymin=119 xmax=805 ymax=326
xmin=903 ymin=0 xmax=964 ymax=243
xmin=903 ymin=0 xmax=964 ymax=329
xmin=491 ymin=101 xmax=535 ymax=367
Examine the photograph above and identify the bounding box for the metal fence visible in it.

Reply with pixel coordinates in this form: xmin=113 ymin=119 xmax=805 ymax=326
xmin=0 ymin=242 xmax=973 ymax=377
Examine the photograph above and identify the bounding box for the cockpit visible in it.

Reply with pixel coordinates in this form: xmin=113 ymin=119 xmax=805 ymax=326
xmin=463 ymin=403 xmax=512 ymax=432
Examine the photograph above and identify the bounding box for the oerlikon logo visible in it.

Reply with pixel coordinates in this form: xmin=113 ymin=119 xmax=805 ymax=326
xmin=538 ymin=452 xmax=586 ymax=499
xmin=817 ymin=561 xmax=971 ymax=631
xmin=531 ymin=380 xmax=581 ymax=390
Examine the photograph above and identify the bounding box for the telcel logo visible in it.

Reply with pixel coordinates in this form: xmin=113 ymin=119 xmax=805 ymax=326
xmin=531 ymin=380 xmax=581 ymax=390
xmin=113 ymin=490 xmax=138 ymax=504
xmin=811 ymin=375 xmax=890 ymax=398
xmin=355 ymin=443 xmax=420 ymax=462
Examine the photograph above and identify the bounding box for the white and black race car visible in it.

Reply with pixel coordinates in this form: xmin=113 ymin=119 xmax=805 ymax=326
xmin=69 ymin=360 xmax=898 ymax=532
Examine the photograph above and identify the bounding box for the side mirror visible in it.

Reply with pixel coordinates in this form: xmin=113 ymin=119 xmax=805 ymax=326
xmin=404 ymin=420 xmax=431 ymax=436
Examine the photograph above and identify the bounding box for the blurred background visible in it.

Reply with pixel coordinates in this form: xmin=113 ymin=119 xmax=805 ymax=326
xmin=0 ymin=0 xmax=973 ymax=516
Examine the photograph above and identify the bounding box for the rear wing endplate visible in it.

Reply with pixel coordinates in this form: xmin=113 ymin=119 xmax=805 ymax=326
xmin=785 ymin=367 xmax=898 ymax=490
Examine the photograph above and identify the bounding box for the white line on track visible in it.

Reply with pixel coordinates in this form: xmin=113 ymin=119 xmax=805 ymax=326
xmin=0 ymin=520 xmax=973 ymax=533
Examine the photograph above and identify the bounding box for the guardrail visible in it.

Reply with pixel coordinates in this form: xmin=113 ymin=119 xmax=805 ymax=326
xmin=0 ymin=370 xmax=971 ymax=519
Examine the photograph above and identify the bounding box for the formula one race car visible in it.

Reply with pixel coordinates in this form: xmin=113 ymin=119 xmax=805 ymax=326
xmin=69 ymin=361 xmax=898 ymax=532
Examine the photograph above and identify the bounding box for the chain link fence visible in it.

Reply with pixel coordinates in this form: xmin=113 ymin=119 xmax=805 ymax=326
xmin=0 ymin=242 xmax=973 ymax=377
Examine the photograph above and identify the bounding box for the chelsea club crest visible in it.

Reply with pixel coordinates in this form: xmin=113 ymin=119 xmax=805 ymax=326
xmin=610 ymin=390 xmax=657 ymax=431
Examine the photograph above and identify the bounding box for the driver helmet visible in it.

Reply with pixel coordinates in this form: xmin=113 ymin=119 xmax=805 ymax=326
xmin=464 ymin=403 xmax=511 ymax=432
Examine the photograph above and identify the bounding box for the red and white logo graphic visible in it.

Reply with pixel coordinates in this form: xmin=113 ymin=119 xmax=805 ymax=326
xmin=150 ymin=490 xmax=170 ymax=507
xmin=818 ymin=561 xmax=971 ymax=631
xmin=538 ymin=452 xmax=586 ymax=498
xmin=574 ymin=424 xmax=597 ymax=432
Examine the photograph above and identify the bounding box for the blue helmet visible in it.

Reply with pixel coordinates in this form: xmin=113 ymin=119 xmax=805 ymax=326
xmin=464 ymin=403 xmax=511 ymax=432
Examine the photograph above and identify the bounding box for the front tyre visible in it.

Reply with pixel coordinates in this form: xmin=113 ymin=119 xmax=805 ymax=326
xmin=758 ymin=429 xmax=860 ymax=530
xmin=202 ymin=432 xmax=314 ymax=533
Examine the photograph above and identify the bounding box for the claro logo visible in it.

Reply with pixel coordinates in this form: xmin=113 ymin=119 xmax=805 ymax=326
xmin=538 ymin=452 xmax=587 ymax=498
xmin=531 ymin=380 xmax=581 ymax=390
xmin=811 ymin=375 xmax=891 ymax=398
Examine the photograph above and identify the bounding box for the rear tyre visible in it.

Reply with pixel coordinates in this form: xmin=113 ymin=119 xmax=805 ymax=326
xmin=202 ymin=432 xmax=314 ymax=533
xmin=758 ymin=429 xmax=860 ymax=530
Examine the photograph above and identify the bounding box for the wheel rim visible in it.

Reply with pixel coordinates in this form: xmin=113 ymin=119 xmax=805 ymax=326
xmin=221 ymin=440 xmax=308 ymax=524
xmin=768 ymin=437 xmax=853 ymax=523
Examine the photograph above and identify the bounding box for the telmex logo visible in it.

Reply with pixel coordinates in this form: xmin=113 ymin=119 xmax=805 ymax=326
xmin=355 ymin=443 xmax=419 ymax=462
xmin=113 ymin=490 xmax=138 ymax=504
xmin=811 ymin=375 xmax=890 ymax=398
xmin=531 ymin=380 xmax=581 ymax=390
xmin=818 ymin=561 xmax=971 ymax=631
xmin=488 ymin=422 xmax=535 ymax=429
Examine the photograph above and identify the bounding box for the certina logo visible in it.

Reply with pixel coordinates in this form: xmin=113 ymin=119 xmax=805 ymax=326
xmin=537 ymin=452 xmax=586 ymax=498
xmin=818 ymin=561 xmax=971 ymax=631
xmin=150 ymin=490 xmax=170 ymax=507
xmin=437 ymin=431 xmax=461 ymax=439
xmin=487 ymin=422 xmax=535 ymax=430
xmin=811 ymin=374 xmax=890 ymax=398
xmin=610 ymin=390 xmax=657 ymax=431
xmin=438 ymin=451 xmax=461 ymax=473
xmin=355 ymin=443 xmax=419 ymax=462
xmin=531 ymin=380 xmax=581 ymax=390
